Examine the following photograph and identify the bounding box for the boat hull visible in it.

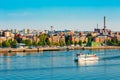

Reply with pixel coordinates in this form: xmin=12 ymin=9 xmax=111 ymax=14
xmin=78 ymin=57 xmax=99 ymax=61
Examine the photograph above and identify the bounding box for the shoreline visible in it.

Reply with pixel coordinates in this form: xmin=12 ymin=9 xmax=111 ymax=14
xmin=0 ymin=46 xmax=120 ymax=53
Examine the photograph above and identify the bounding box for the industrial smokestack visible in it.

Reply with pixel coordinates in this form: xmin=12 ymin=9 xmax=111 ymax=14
xmin=104 ymin=16 xmax=106 ymax=30
xmin=97 ymin=24 xmax=98 ymax=29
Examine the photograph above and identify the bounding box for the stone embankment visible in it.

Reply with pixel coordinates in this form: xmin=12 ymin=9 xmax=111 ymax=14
xmin=0 ymin=46 xmax=120 ymax=53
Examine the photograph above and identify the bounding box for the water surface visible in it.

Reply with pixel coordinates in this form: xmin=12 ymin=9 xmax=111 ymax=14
xmin=0 ymin=49 xmax=120 ymax=80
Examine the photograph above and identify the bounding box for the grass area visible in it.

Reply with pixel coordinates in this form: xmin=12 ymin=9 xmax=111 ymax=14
xmin=91 ymin=42 xmax=101 ymax=47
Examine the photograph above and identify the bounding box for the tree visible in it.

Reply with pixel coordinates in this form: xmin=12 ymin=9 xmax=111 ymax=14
xmin=65 ymin=35 xmax=73 ymax=46
xmin=88 ymin=36 xmax=92 ymax=43
xmin=71 ymin=41 xmax=74 ymax=44
xmin=38 ymin=41 xmax=43 ymax=46
xmin=38 ymin=41 xmax=47 ymax=46
xmin=39 ymin=34 xmax=47 ymax=42
xmin=0 ymin=43 xmax=2 ymax=47
xmin=83 ymin=41 xmax=86 ymax=44
xmin=46 ymin=39 xmax=50 ymax=45
xmin=74 ymin=41 xmax=78 ymax=46
xmin=106 ymin=39 xmax=120 ymax=46
xmin=53 ymin=42 xmax=60 ymax=46
xmin=32 ymin=41 xmax=38 ymax=46
xmin=59 ymin=41 xmax=65 ymax=46
xmin=119 ymin=41 xmax=120 ymax=46
xmin=38 ymin=34 xmax=48 ymax=46
xmin=8 ymin=39 xmax=12 ymax=44
xmin=2 ymin=41 xmax=10 ymax=47
xmin=66 ymin=40 xmax=71 ymax=46
xmin=22 ymin=39 xmax=32 ymax=46
xmin=106 ymin=40 xmax=112 ymax=45
xmin=21 ymin=40 xmax=25 ymax=43
xmin=111 ymin=39 xmax=118 ymax=46
xmin=11 ymin=40 xmax=18 ymax=48
xmin=78 ymin=40 xmax=82 ymax=46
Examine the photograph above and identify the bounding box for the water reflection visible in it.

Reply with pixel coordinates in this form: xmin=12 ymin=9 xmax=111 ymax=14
xmin=0 ymin=53 xmax=16 ymax=57
xmin=77 ymin=60 xmax=98 ymax=66
xmin=0 ymin=51 xmax=43 ymax=57
xmin=16 ymin=53 xmax=27 ymax=57
xmin=0 ymin=55 xmax=12 ymax=69
xmin=6 ymin=57 xmax=11 ymax=69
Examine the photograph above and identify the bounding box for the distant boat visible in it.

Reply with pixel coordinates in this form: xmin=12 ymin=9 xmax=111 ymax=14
xmin=75 ymin=53 xmax=99 ymax=61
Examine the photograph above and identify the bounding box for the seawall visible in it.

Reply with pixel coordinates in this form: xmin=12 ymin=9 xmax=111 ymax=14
xmin=0 ymin=46 xmax=120 ymax=53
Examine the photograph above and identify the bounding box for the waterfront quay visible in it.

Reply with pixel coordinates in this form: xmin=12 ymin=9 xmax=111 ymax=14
xmin=0 ymin=46 xmax=120 ymax=53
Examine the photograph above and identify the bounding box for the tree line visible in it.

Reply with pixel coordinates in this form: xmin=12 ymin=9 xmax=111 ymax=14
xmin=0 ymin=34 xmax=120 ymax=48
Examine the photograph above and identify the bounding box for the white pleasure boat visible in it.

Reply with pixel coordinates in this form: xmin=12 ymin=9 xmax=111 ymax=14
xmin=77 ymin=53 xmax=99 ymax=61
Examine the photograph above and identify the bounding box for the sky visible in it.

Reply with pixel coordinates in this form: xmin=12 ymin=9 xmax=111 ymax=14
xmin=0 ymin=0 xmax=120 ymax=31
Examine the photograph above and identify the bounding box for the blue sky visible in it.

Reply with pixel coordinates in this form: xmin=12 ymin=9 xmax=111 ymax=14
xmin=0 ymin=0 xmax=120 ymax=31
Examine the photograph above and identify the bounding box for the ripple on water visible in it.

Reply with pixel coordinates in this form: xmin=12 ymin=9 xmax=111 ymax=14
xmin=0 ymin=50 xmax=120 ymax=80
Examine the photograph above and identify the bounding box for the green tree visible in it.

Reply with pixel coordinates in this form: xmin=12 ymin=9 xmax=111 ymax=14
xmin=22 ymin=39 xmax=32 ymax=46
xmin=38 ymin=34 xmax=48 ymax=46
xmin=21 ymin=40 xmax=25 ymax=43
xmin=39 ymin=34 xmax=47 ymax=41
xmin=53 ymin=42 xmax=60 ymax=46
xmin=74 ymin=41 xmax=78 ymax=46
xmin=0 ymin=43 xmax=2 ymax=47
xmin=78 ymin=40 xmax=82 ymax=46
xmin=106 ymin=40 xmax=112 ymax=45
xmin=83 ymin=41 xmax=86 ymax=44
xmin=59 ymin=41 xmax=65 ymax=46
xmin=8 ymin=39 xmax=12 ymax=44
xmin=11 ymin=40 xmax=18 ymax=48
xmin=46 ymin=39 xmax=50 ymax=45
xmin=119 ymin=41 xmax=120 ymax=46
xmin=2 ymin=41 xmax=10 ymax=47
xmin=65 ymin=35 xmax=73 ymax=46
xmin=88 ymin=36 xmax=92 ymax=43
xmin=38 ymin=41 xmax=46 ymax=46
xmin=38 ymin=41 xmax=42 ymax=46
xmin=32 ymin=41 xmax=38 ymax=46
xmin=71 ymin=41 xmax=74 ymax=44
xmin=111 ymin=39 xmax=118 ymax=46
xmin=87 ymin=36 xmax=92 ymax=46
xmin=66 ymin=40 xmax=71 ymax=46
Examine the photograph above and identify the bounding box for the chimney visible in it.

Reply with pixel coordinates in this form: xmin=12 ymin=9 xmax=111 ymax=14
xmin=97 ymin=24 xmax=98 ymax=29
xmin=104 ymin=16 xmax=106 ymax=30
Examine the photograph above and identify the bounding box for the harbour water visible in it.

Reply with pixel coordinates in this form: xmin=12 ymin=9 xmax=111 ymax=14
xmin=0 ymin=49 xmax=120 ymax=80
